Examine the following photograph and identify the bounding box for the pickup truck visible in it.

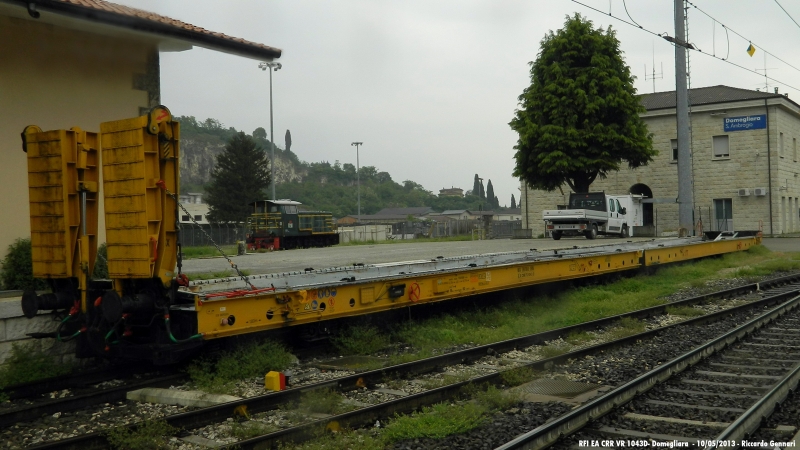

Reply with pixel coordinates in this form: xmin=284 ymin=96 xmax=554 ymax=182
xmin=542 ymin=192 xmax=644 ymax=240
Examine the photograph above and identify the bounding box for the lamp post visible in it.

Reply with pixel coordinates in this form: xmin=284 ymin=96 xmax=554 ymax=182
xmin=351 ymin=142 xmax=363 ymax=220
xmin=258 ymin=61 xmax=282 ymax=200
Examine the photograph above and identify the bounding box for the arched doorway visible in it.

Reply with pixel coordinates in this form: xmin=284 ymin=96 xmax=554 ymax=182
xmin=630 ymin=184 xmax=654 ymax=226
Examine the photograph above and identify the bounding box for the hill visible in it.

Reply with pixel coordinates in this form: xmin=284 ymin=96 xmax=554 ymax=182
xmin=177 ymin=116 xmax=497 ymax=217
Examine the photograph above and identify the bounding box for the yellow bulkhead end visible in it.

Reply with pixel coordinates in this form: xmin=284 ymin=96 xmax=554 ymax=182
xmin=100 ymin=106 xmax=180 ymax=286
xmin=23 ymin=125 xmax=99 ymax=280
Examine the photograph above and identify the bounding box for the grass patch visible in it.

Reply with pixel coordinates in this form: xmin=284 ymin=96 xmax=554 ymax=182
xmin=606 ymin=317 xmax=646 ymax=340
xmin=181 ymin=245 xmax=239 ymax=259
xmin=665 ymin=305 xmax=706 ymax=317
xmin=189 ymin=269 xmax=251 ymax=281
xmin=187 ymin=340 xmax=294 ymax=394
xmin=538 ymin=343 xmax=572 ymax=359
xmin=230 ymin=421 xmax=277 ymax=439
xmin=473 ymin=385 xmax=520 ymax=411
xmin=500 ymin=366 xmax=538 ymax=387
xmin=420 ymin=373 xmax=473 ymax=390
xmin=106 ymin=419 xmax=176 ymax=450
xmin=382 ymin=401 xmax=486 ymax=441
xmin=294 ymin=389 xmax=353 ymax=415
xmin=283 ymin=430 xmax=384 ymax=450
xmin=565 ymin=330 xmax=596 ymax=345
xmin=330 ymin=325 xmax=390 ymax=355
xmin=0 ymin=342 xmax=72 ymax=401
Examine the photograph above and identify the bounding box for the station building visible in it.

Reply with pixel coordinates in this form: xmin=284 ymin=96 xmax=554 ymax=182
xmin=520 ymin=85 xmax=800 ymax=237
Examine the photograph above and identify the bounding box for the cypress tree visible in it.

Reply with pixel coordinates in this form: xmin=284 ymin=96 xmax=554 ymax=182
xmin=486 ymin=180 xmax=496 ymax=208
xmin=472 ymin=174 xmax=480 ymax=197
xmin=511 ymin=194 xmax=517 ymax=209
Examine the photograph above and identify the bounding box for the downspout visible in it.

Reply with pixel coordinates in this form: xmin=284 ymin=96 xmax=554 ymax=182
xmin=766 ymin=98 xmax=774 ymax=236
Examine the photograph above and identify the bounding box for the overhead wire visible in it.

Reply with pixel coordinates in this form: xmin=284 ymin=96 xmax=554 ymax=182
xmin=622 ymin=0 xmax=642 ymax=29
xmin=685 ymin=0 xmax=800 ymax=73
xmin=570 ymin=0 xmax=800 ymax=92
xmin=773 ymin=0 xmax=800 ymax=32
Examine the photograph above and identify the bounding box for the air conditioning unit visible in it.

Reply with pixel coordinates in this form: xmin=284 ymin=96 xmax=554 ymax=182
xmin=754 ymin=187 xmax=768 ymax=196
xmin=737 ymin=188 xmax=750 ymax=197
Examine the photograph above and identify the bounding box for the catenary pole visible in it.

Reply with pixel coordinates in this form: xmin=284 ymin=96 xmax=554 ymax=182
xmin=675 ymin=0 xmax=694 ymax=235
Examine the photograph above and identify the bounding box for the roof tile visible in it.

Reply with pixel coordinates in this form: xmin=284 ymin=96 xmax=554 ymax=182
xmin=639 ymin=85 xmax=792 ymax=111
xmin=39 ymin=0 xmax=281 ymax=58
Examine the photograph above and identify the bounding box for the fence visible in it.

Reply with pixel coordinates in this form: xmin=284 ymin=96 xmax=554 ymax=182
xmin=179 ymin=223 xmax=247 ymax=247
xmin=426 ymin=219 xmax=522 ymax=239
xmin=337 ymin=225 xmax=393 ymax=243
xmin=491 ymin=221 xmax=522 ymax=239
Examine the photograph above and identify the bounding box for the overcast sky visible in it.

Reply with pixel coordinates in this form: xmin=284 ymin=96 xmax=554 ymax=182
xmin=115 ymin=0 xmax=800 ymax=207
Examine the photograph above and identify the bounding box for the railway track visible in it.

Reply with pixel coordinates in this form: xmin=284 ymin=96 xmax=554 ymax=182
xmin=0 ymin=372 xmax=183 ymax=428
xmin=498 ymin=290 xmax=800 ymax=449
xmin=8 ymin=273 xmax=796 ymax=449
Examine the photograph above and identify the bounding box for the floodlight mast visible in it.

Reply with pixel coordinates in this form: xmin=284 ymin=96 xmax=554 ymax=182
xmin=259 ymin=61 xmax=282 ymax=200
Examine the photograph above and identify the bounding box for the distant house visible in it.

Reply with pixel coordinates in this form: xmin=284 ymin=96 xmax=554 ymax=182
xmin=494 ymin=208 xmax=522 ymax=221
xmin=179 ymin=192 xmax=204 ymax=205
xmin=374 ymin=207 xmax=434 ymax=217
xmin=337 ymin=216 xmax=358 ymax=226
xmin=336 ymin=207 xmax=433 ymax=225
xmin=339 ymin=214 xmax=411 ymax=225
xmin=440 ymin=210 xmax=479 ymax=220
xmin=438 ymin=187 xmax=464 ymax=197
xmin=180 ymin=203 xmax=210 ymax=224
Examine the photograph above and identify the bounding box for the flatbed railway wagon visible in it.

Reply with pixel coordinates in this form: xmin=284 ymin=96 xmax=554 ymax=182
xmin=17 ymin=108 xmax=763 ymax=363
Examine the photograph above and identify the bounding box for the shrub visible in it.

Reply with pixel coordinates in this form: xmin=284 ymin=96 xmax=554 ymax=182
xmin=106 ymin=419 xmax=176 ymax=450
xmin=0 ymin=342 xmax=72 ymax=390
xmin=92 ymin=243 xmax=108 ymax=279
xmin=331 ymin=325 xmax=390 ymax=355
xmin=0 ymin=238 xmax=47 ymax=290
xmin=187 ymin=340 xmax=295 ymax=394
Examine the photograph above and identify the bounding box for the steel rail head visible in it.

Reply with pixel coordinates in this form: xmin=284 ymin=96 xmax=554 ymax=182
xmin=494 ymin=293 xmax=800 ymax=450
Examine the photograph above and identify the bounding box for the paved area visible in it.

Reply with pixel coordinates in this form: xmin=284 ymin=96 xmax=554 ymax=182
xmin=761 ymin=237 xmax=800 ymax=252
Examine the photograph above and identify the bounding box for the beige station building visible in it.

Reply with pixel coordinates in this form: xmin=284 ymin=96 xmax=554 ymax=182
xmin=521 ymin=85 xmax=800 ymax=237
xmin=0 ymin=0 xmax=280 ymax=261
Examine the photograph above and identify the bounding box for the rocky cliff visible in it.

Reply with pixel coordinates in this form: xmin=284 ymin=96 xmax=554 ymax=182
xmin=180 ymin=138 xmax=305 ymax=188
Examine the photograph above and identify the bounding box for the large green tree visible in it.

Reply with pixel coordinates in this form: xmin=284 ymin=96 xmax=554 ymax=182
xmin=510 ymin=13 xmax=655 ymax=193
xmin=205 ymin=132 xmax=271 ymax=223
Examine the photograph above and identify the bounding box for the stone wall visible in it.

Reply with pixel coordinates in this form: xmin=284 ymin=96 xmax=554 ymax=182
xmin=0 ymin=295 xmax=76 ymax=369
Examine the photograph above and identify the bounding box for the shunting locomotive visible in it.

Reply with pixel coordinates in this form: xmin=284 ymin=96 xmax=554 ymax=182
xmin=245 ymin=199 xmax=339 ymax=250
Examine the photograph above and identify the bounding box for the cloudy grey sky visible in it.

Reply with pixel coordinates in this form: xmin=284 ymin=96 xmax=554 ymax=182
xmin=115 ymin=0 xmax=800 ymax=207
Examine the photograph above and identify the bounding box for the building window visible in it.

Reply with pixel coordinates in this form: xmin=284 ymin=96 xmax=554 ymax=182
xmin=182 ymin=215 xmax=190 ymax=221
xmin=713 ymin=198 xmax=733 ymax=231
xmin=794 ymin=137 xmax=797 ymax=162
xmin=194 ymin=215 xmax=203 ymax=221
xmin=713 ymin=135 xmax=729 ymax=158
xmin=671 ymin=139 xmax=678 ymax=161
xmin=780 ymin=132 xmax=785 ymax=158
